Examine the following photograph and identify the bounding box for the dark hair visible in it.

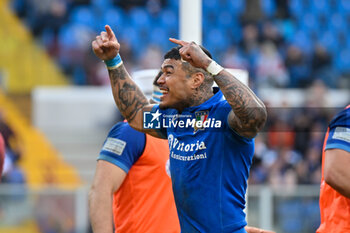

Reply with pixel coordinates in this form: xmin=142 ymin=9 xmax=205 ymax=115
xmin=163 ymin=45 xmax=214 ymax=89
xmin=164 ymin=45 xmax=212 ymax=60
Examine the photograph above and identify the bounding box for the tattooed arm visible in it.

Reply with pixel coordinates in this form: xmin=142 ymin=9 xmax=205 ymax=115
xmin=213 ymin=69 xmax=267 ymax=138
xmin=92 ymin=25 xmax=166 ymax=138
xmin=170 ymin=38 xmax=267 ymax=138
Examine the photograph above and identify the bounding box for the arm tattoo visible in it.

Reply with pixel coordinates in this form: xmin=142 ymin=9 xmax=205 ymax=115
xmin=108 ymin=65 xmax=148 ymax=121
xmin=214 ymin=71 xmax=267 ymax=137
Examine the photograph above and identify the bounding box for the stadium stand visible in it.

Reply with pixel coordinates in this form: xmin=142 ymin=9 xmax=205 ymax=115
xmin=1 ymin=0 xmax=349 ymax=232
xmin=8 ymin=0 xmax=349 ymax=88
xmin=0 ymin=0 xmax=68 ymax=93
xmin=0 ymin=91 xmax=81 ymax=187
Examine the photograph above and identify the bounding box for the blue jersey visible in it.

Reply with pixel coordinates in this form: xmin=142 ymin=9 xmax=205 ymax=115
xmin=325 ymin=106 xmax=350 ymax=153
xmin=152 ymin=89 xmax=254 ymax=233
xmin=98 ymin=122 xmax=146 ymax=172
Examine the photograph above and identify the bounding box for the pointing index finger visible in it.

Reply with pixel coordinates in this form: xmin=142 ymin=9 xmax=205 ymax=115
xmin=105 ymin=25 xmax=115 ymax=39
xmin=169 ymin=38 xmax=188 ymax=46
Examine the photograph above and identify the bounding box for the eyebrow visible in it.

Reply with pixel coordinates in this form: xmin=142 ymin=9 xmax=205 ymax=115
xmin=161 ymin=65 xmax=174 ymax=70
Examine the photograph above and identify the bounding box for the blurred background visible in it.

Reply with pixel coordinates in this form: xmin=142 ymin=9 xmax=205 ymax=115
xmin=0 ymin=0 xmax=349 ymax=232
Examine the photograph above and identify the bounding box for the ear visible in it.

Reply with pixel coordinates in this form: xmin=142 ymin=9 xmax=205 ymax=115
xmin=190 ymin=72 xmax=205 ymax=89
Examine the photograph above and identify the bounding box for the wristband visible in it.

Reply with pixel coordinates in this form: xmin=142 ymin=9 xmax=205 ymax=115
xmin=104 ymin=54 xmax=123 ymax=70
xmin=206 ymin=60 xmax=224 ymax=76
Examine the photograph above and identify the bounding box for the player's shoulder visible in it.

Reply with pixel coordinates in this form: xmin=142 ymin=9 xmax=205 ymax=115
xmin=329 ymin=106 xmax=350 ymax=128
xmin=108 ymin=121 xmax=144 ymax=138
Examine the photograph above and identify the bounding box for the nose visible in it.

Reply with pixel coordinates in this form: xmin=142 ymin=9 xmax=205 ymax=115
xmin=157 ymin=73 xmax=165 ymax=85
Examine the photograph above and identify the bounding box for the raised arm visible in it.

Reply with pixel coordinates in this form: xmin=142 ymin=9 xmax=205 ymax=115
xmin=212 ymin=69 xmax=267 ymax=138
xmin=92 ymin=26 xmax=164 ymax=138
xmin=169 ymin=38 xmax=267 ymax=138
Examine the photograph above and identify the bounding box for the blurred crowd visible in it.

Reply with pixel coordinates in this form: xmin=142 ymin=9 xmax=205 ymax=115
xmin=250 ymin=80 xmax=342 ymax=189
xmin=250 ymin=106 xmax=333 ymax=187
xmin=0 ymin=112 xmax=26 ymax=185
xmin=10 ymin=0 xmax=350 ymax=88
xmin=6 ymin=0 xmax=347 ymax=188
xmin=3 ymin=1 xmax=349 ymax=231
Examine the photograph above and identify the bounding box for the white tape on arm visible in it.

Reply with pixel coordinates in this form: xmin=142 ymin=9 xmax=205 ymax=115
xmin=206 ymin=60 xmax=224 ymax=76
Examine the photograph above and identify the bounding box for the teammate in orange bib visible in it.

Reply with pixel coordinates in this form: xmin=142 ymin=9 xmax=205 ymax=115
xmin=89 ymin=121 xmax=180 ymax=233
xmin=317 ymin=105 xmax=350 ymax=233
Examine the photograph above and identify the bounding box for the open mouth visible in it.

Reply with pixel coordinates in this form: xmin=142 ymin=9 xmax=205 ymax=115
xmin=160 ymin=90 xmax=169 ymax=95
xmin=159 ymin=88 xmax=169 ymax=100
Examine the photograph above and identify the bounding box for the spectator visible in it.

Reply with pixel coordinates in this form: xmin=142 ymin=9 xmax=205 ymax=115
xmin=311 ymin=45 xmax=337 ymax=88
xmin=0 ymin=113 xmax=22 ymax=163
xmin=255 ymin=42 xmax=289 ymax=87
xmin=241 ymin=0 xmax=264 ymax=23
xmin=261 ymin=21 xmax=284 ymax=48
xmin=139 ymin=44 xmax=163 ymax=69
xmin=222 ymin=46 xmax=249 ymax=70
xmin=285 ymin=45 xmax=311 ymax=87
xmin=0 ymin=133 xmax=4 ymax=181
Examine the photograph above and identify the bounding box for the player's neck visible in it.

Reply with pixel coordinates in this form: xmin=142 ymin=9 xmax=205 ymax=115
xmin=188 ymin=88 xmax=214 ymax=108
xmin=172 ymin=89 xmax=214 ymax=113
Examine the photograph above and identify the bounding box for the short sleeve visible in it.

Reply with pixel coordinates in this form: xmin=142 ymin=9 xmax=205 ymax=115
xmin=98 ymin=122 xmax=146 ymax=173
xmin=325 ymin=108 xmax=350 ymax=153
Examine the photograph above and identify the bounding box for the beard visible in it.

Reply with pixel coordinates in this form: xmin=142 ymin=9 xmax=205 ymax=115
xmin=159 ymin=102 xmax=169 ymax=110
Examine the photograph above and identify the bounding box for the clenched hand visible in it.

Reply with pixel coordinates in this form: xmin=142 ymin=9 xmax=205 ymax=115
xmin=169 ymin=38 xmax=212 ymax=70
xmin=92 ymin=25 xmax=120 ymax=61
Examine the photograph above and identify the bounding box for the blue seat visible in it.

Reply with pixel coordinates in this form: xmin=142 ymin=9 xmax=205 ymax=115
xmin=40 ymin=28 xmax=55 ymax=48
xmin=310 ymin=0 xmax=330 ymax=16
xmin=260 ymin=0 xmax=276 ymax=17
xmin=203 ymin=0 xmax=220 ymax=11
xmin=202 ymin=9 xmax=216 ymax=30
xmin=58 ymin=23 xmax=81 ymax=49
xmin=91 ymin=0 xmax=113 ymax=11
xmin=318 ymin=31 xmax=339 ymax=56
xmin=103 ymin=7 xmax=125 ymax=34
xmin=336 ymin=49 xmax=350 ymax=73
xmin=227 ymin=0 xmax=245 ymax=16
xmin=347 ymin=31 xmax=350 ymax=49
xmin=289 ymin=0 xmax=305 ymax=18
xmin=225 ymin=22 xmax=242 ymax=44
xmin=276 ymin=20 xmax=296 ymax=42
xmin=217 ymin=10 xmax=234 ymax=30
xmin=149 ymin=27 xmax=169 ymax=52
xmin=57 ymin=23 xmax=93 ymax=72
xmin=204 ymin=28 xmax=229 ymax=57
xmin=159 ymin=8 xmax=178 ymax=35
xmin=129 ymin=7 xmax=152 ymax=33
xmin=119 ymin=26 xmax=145 ymax=58
xmin=328 ymin=13 xmax=347 ymax=32
xmin=299 ymin=13 xmax=319 ymax=35
xmin=289 ymin=30 xmax=313 ymax=55
xmin=73 ymin=66 xmax=87 ymax=85
xmin=338 ymin=0 xmax=350 ymax=14
xmin=69 ymin=6 xmax=95 ymax=28
xmin=203 ymin=0 xmax=220 ymax=21
xmin=167 ymin=0 xmax=179 ymax=9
